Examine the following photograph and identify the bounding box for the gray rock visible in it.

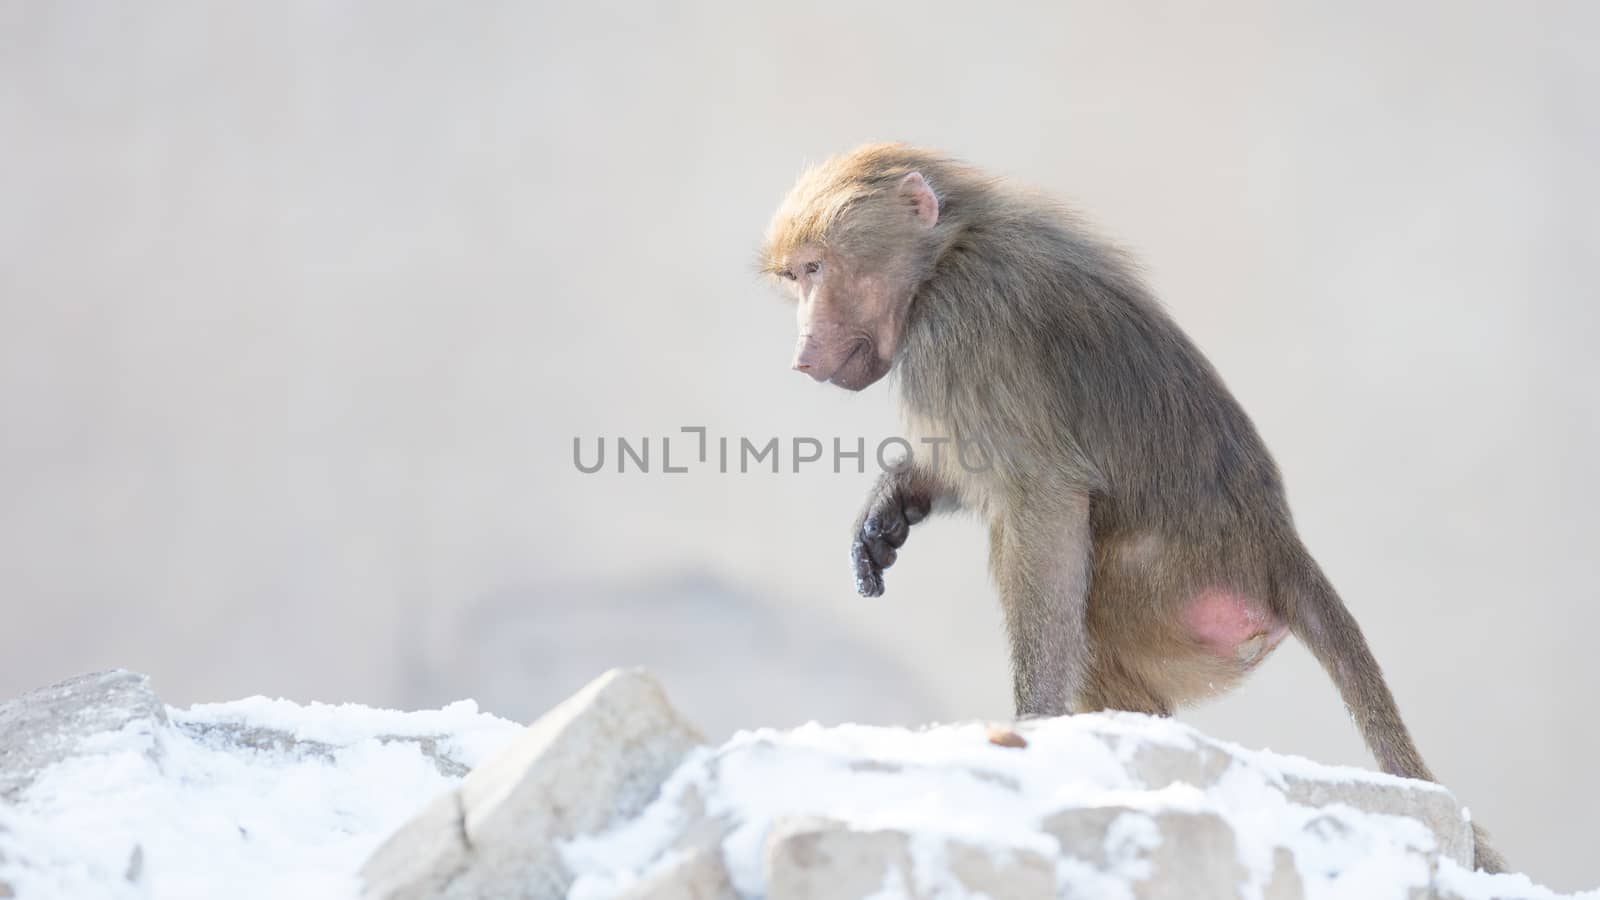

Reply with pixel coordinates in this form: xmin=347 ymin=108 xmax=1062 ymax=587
xmin=0 ymin=669 xmax=167 ymax=801
xmin=614 ymin=844 xmax=736 ymax=900
xmin=764 ymin=817 xmax=1054 ymax=900
xmin=361 ymin=668 xmax=705 ymax=900
xmin=1282 ymin=775 xmax=1472 ymax=867
xmin=1262 ymin=847 xmax=1304 ymax=900
xmin=124 ymin=844 xmax=144 ymax=886
xmin=945 ymin=841 xmax=1055 ymax=899
xmin=1125 ymin=737 xmax=1236 ymax=791
xmin=1045 ymin=806 xmax=1250 ymax=900
xmin=764 ymin=818 xmax=908 ymax=900
xmin=179 ymin=720 xmax=473 ymax=777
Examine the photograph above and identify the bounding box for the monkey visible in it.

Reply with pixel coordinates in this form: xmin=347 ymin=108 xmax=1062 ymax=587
xmin=759 ymin=142 xmax=1506 ymax=874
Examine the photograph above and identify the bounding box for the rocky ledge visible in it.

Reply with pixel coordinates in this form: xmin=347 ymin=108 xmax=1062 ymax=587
xmin=0 ymin=669 xmax=1583 ymax=899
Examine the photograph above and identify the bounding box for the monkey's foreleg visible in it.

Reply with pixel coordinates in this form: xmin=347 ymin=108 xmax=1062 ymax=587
xmin=850 ymin=465 xmax=942 ymax=597
xmin=990 ymin=493 xmax=1094 ymax=718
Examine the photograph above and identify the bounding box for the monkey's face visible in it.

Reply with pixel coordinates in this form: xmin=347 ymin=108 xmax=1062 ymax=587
xmin=779 ymin=247 xmax=902 ymax=391
xmin=767 ymin=171 xmax=942 ymax=393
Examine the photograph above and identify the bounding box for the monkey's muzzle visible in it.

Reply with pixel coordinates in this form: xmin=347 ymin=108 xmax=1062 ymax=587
xmin=793 ymin=338 xmax=886 ymax=392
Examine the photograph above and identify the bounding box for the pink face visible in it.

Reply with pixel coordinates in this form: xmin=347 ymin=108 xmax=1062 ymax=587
xmin=776 ymin=172 xmax=941 ymax=392
xmin=778 ymin=247 xmax=898 ymax=391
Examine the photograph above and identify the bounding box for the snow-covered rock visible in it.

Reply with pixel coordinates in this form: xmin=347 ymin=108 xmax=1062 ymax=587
xmin=761 ymin=817 xmax=1055 ymax=900
xmin=0 ymin=670 xmax=168 ymax=802
xmin=0 ymin=668 xmax=1589 ymax=899
xmin=361 ymin=668 xmax=705 ymax=900
xmin=0 ymin=669 xmax=524 ymax=899
xmin=550 ymin=711 xmax=1492 ymax=900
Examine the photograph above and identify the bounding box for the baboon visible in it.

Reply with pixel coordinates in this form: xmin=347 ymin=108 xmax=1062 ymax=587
xmin=760 ymin=143 xmax=1504 ymax=873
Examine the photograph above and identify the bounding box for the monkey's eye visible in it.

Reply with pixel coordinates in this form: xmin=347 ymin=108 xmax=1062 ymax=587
xmin=778 ymin=268 xmax=796 ymax=281
xmin=804 ymin=260 xmax=822 ymax=275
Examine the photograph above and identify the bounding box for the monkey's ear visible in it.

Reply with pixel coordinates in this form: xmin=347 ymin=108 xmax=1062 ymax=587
xmin=898 ymin=171 xmax=939 ymax=228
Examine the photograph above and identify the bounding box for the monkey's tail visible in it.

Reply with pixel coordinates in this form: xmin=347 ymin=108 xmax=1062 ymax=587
xmin=1281 ymin=547 xmax=1507 ymax=875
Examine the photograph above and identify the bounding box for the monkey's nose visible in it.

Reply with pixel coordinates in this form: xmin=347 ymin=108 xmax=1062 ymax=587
xmin=791 ymin=359 xmax=828 ymax=382
xmin=792 ymin=343 xmax=829 ymax=381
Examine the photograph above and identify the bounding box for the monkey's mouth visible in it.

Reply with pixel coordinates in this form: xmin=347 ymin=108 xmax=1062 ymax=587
xmin=827 ymin=341 xmax=891 ymax=392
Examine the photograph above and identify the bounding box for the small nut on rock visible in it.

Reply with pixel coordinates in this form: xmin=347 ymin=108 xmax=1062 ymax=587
xmin=986 ymin=726 xmax=1028 ymax=749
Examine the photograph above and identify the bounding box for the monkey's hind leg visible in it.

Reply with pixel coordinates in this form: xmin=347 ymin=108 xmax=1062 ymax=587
xmin=1075 ymin=652 xmax=1173 ymax=717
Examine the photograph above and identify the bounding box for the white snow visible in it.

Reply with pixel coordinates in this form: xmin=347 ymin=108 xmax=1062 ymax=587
xmin=562 ymin=715 xmax=1595 ymax=900
xmin=0 ymin=697 xmax=524 ymax=900
xmin=1 ymin=697 xmax=1591 ymax=899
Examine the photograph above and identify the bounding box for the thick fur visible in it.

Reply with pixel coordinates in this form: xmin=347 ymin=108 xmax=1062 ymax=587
xmin=764 ymin=143 xmax=1504 ymax=873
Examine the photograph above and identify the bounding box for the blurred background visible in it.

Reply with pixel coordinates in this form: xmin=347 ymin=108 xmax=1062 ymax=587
xmin=2 ymin=0 xmax=1596 ymax=889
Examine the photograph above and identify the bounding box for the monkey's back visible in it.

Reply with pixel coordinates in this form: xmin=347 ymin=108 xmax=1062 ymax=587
xmin=902 ymin=203 xmax=1294 ymax=541
xmin=898 ymin=203 xmax=1304 ymax=707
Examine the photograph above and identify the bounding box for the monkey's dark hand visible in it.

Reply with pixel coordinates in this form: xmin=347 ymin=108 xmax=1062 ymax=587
xmin=851 ymin=479 xmax=932 ymax=597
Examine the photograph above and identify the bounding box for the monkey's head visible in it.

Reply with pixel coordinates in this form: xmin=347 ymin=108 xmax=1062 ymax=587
xmin=761 ymin=144 xmax=947 ymax=392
